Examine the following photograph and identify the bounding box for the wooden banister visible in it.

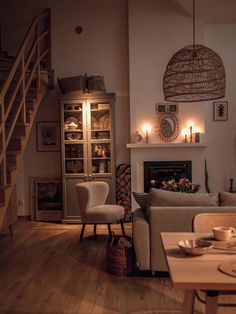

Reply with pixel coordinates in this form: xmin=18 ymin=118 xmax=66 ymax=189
xmin=0 ymin=8 xmax=51 ymax=193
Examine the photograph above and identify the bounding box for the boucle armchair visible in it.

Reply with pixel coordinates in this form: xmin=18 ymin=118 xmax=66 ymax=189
xmin=76 ymin=181 xmax=125 ymax=240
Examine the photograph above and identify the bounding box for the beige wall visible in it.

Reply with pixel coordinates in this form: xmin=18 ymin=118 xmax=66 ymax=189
xmin=4 ymin=0 xmax=130 ymax=215
xmin=129 ymin=0 xmax=236 ymax=195
xmin=3 ymin=0 xmax=236 ymax=213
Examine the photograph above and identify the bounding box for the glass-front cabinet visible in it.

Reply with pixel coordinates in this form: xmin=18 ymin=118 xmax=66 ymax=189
xmin=60 ymin=93 xmax=115 ymax=223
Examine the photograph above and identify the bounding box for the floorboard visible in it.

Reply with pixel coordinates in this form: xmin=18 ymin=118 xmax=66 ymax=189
xmin=0 ymin=220 xmax=235 ymax=314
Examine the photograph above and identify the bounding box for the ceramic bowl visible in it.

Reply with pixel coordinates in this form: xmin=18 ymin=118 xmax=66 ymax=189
xmin=178 ymin=239 xmax=213 ymax=256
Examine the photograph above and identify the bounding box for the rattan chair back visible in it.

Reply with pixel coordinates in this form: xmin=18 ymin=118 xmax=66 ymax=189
xmin=193 ymin=212 xmax=236 ymax=232
xmin=193 ymin=212 xmax=236 ymax=307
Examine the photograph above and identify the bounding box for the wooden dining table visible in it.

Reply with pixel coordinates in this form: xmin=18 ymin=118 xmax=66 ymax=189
xmin=161 ymin=232 xmax=236 ymax=314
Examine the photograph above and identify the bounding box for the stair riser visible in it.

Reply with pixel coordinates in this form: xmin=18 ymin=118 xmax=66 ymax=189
xmin=12 ymin=126 xmax=27 ymax=138
xmin=0 ymin=189 xmax=5 ymax=205
xmin=8 ymin=140 xmax=22 ymax=151
xmin=7 ymin=111 xmax=33 ymax=126
xmin=6 ymin=156 xmax=17 ymax=168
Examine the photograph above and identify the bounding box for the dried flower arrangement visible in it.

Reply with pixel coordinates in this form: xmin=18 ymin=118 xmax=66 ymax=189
xmin=161 ymin=177 xmax=201 ymax=193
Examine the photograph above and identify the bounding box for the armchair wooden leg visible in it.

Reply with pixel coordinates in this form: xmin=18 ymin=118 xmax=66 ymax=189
xmin=107 ymin=224 xmax=112 ymax=239
xmin=80 ymin=223 xmax=86 ymax=241
xmin=120 ymin=220 xmax=126 ymax=236
xmin=93 ymin=224 xmax=97 ymax=237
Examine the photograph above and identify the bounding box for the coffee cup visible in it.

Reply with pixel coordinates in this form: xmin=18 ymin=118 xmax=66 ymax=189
xmin=212 ymin=226 xmax=236 ymax=241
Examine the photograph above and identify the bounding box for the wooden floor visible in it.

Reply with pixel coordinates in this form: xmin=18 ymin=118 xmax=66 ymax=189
xmin=0 ymin=220 xmax=235 ymax=314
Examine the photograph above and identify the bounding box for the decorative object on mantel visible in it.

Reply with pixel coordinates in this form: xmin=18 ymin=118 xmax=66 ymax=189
xmin=204 ymin=159 xmax=211 ymax=193
xmin=163 ymin=0 xmax=226 ymax=102
xmin=131 ymin=131 xmax=143 ymax=143
xmin=155 ymin=113 xmax=181 ymax=143
xmin=229 ymin=178 xmax=236 ymax=193
xmin=161 ymin=177 xmax=201 ymax=193
xmin=213 ymin=101 xmax=228 ymax=121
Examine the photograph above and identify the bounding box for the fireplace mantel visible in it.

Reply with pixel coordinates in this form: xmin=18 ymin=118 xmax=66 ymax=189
xmin=126 ymin=143 xmax=207 ymax=148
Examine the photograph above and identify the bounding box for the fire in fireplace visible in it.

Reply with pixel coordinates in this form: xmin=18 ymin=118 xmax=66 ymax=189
xmin=144 ymin=160 xmax=192 ymax=192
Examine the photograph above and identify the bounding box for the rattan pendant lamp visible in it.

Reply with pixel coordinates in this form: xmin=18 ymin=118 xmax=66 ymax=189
xmin=163 ymin=0 xmax=226 ymax=102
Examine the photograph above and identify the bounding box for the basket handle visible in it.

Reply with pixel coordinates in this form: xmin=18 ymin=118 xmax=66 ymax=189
xmin=110 ymin=231 xmax=115 ymax=247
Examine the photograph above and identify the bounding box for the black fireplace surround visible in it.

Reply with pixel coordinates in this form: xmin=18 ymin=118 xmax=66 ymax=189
xmin=144 ymin=160 xmax=192 ymax=192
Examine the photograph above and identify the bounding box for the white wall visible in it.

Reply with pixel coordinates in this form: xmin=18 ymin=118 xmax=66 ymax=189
xmin=4 ymin=0 xmax=236 ymax=214
xmin=6 ymin=0 xmax=130 ymax=215
xmin=128 ymin=0 xmax=236 ymax=195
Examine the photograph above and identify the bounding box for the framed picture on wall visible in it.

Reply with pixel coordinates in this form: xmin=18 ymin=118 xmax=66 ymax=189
xmin=29 ymin=177 xmax=62 ymax=221
xmin=213 ymin=101 xmax=228 ymax=121
xmin=36 ymin=121 xmax=60 ymax=152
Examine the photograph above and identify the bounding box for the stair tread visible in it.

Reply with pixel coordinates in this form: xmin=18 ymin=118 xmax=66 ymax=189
xmin=7 ymin=151 xmax=21 ymax=156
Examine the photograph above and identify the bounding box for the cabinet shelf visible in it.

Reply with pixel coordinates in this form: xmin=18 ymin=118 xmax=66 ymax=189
xmin=64 ymin=140 xmax=84 ymax=144
xmin=91 ymin=128 xmax=110 ymax=132
xmin=64 ymin=129 xmax=83 ymax=132
xmin=64 ymin=110 xmax=83 ymax=113
xmin=92 ymin=157 xmax=111 ymax=160
xmin=65 ymin=158 xmax=84 ymax=160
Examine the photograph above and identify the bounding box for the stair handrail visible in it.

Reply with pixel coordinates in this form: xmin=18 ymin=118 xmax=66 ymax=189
xmin=0 ymin=8 xmax=51 ymax=188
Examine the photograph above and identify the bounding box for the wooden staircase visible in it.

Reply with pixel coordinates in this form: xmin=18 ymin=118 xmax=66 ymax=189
xmin=0 ymin=9 xmax=53 ymax=231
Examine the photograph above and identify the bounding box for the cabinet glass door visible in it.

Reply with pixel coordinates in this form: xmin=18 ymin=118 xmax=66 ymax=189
xmin=89 ymin=102 xmax=112 ymax=175
xmin=63 ymin=102 xmax=85 ymax=174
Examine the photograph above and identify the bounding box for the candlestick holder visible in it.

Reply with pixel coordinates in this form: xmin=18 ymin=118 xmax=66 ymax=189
xmin=145 ymin=130 xmax=149 ymax=143
xmin=190 ymin=126 xmax=193 ymax=143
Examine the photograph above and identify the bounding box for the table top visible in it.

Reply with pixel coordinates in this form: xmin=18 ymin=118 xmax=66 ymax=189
xmin=161 ymin=232 xmax=236 ymax=291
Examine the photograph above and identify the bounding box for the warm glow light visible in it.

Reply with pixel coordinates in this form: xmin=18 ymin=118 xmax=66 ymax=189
xmin=142 ymin=124 xmax=151 ymax=143
xmin=181 ymin=128 xmax=189 ymax=136
xmin=142 ymin=124 xmax=151 ymax=133
xmin=187 ymin=121 xmax=194 ymax=128
xmin=194 ymin=127 xmax=201 ymax=133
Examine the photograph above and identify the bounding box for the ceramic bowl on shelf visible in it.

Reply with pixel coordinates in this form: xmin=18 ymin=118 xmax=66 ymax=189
xmin=178 ymin=239 xmax=213 ymax=256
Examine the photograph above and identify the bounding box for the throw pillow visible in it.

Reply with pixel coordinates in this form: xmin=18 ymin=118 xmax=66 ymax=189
xmin=149 ymin=188 xmax=218 ymax=206
xmin=219 ymin=191 xmax=236 ymax=206
xmin=132 ymin=192 xmax=150 ymax=212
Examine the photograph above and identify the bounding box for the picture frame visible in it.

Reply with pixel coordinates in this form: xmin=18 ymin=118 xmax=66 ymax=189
xmin=213 ymin=101 xmax=228 ymax=121
xmin=156 ymin=103 xmax=179 ymax=114
xmin=29 ymin=177 xmax=63 ymax=221
xmin=36 ymin=121 xmax=60 ymax=152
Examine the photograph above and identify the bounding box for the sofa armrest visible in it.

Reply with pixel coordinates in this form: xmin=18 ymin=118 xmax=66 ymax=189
xmin=132 ymin=208 xmax=150 ymax=270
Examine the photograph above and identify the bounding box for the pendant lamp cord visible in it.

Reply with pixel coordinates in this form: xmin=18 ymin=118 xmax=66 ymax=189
xmin=193 ymin=0 xmax=195 ymax=48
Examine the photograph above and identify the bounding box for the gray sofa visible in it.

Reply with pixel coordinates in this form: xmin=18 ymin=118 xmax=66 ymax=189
xmin=132 ymin=189 xmax=236 ymax=272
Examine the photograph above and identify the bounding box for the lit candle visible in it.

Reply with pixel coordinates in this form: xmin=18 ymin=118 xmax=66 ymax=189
xmin=143 ymin=124 xmax=151 ymax=143
xmin=181 ymin=128 xmax=188 ymax=143
xmin=190 ymin=126 xmax=193 ymax=143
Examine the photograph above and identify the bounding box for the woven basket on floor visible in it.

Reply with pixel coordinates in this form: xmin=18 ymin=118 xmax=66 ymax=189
xmin=106 ymin=235 xmax=135 ymax=276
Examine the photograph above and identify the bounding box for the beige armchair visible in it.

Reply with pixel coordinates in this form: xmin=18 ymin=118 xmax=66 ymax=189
xmin=76 ymin=181 xmax=125 ymax=240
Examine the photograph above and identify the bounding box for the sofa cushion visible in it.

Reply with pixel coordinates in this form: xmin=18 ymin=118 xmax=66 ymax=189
xmin=219 ymin=191 xmax=236 ymax=206
xmin=133 ymin=192 xmax=150 ymax=212
xmin=149 ymin=188 xmax=218 ymax=206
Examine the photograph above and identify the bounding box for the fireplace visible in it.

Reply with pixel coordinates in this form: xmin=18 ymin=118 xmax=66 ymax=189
xmin=144 ymin=160 xmax=192 ymax=192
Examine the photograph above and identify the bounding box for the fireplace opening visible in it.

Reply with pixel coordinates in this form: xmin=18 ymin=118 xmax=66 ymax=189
xmin=144 ymin=160 xmax=192 ymax=192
